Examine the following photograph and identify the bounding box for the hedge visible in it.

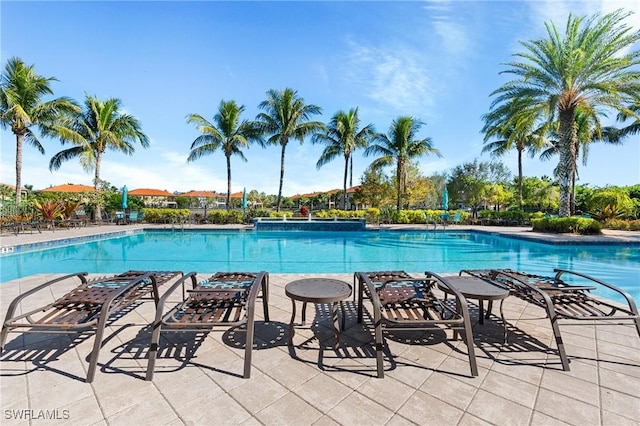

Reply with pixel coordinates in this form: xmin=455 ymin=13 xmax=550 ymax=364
xmin=531 ymin=217 xmax=602 ymax=235
xmin=141 ymin=208 xmax=190 ymax=223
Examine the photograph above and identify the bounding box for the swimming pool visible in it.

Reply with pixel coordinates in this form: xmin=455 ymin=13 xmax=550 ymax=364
xmin=2 ymin=230 xmax=638 ymax=303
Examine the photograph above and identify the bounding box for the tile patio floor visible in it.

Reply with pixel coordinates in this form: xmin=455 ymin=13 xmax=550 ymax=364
xmin=1 ymin=225 xmax=639 ymax=425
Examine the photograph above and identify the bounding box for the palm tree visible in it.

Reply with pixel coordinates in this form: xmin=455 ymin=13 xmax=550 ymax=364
xmin=255 ymin=88 xmax=324 ymax=211
xmin=540 ymin=107 xmax=622 ymax=214
xmin=186 ymin=100 xmax=262 ymax=210
xmin=489 ymin=9 xmax=640 ymax=216
xmin=616 ymin=100 xmax=640 ymax=137
xmin=481 ymin=97 xmax=548 ymax=208
xmin=0 ymin=57 xmax=79 ymax=204
xmin=365 ymin=116 xmax=441 ymax=211
xmin=313 ymin=107 xmax=374 ymax=209
xmin=49 ymin=94 xmax=149 ymax=221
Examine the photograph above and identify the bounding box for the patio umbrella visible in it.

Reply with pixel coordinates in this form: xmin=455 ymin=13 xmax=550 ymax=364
xmin=442 ymin=187 xmax=449 ymax=211
xmin=242 ymin=187 xmax=247 ymax=210
xmin=121 ymin=185 xmax=128 ymax=210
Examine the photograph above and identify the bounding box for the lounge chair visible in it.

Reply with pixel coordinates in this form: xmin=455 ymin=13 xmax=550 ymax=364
xmin=146 ymin=271 xmax=270 ymax=380
xmin=451 ymin=212 xmax=462 ymax=225
xmin=128 ymin=211 xmax=139 ymax=223
xmin=355 ymin=270 xmax=478 ymax=378
xmin=460 ymin=268 xmax=640 ymax=370
xmin=115 ymin=210 xmax=126 ymax=225
xmin=0 ymin=270 xmax=182 ymax=382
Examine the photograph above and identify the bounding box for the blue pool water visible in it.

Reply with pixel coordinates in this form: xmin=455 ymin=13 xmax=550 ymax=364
xmin=2 ymin=230 xmax=638 ymax=304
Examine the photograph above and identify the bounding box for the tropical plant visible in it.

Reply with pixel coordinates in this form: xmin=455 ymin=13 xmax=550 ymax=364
xmin=489 ymin=9 xmax=640 ymax=216
xmin=365 ymin=116 xmax=441 ymax=211
xmin=0 ymin=57 xmax=79 ymax=204
xmin=313 ymin=107 xmax=374 ymax=209
xmin=587 ymin=187 xmax=634 ymax=218
xmin=255 ymin=88 xmax=324 ymax=211
xmin=33 ymin=199 xmax=64 ymax=224
xmin=481 ymin=97 xmax=547 ymax=207
xmin=61 ymin=199 xmax=81 ymax=220
xmin=186 ymin=100 xmax=262 ymax=210
xmin=48 ymin=94 xmax=150 ymax=221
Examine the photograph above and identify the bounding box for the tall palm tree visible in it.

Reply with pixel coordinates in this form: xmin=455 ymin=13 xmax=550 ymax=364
xmin=481 ymin=97 xmax=548 ymax=208
xmin=255 ymin=88 xmax=324 ymax=211
xmin=49 ymin=94 xmax=149 ymax=221
xmin=0 ymin=57 xmax=79 ymax=204
xmin=540 ymin=107 xmax=622 ymax=214
xmin=489 ymin=9 xmax=640 ymax=216
xmin=313 ymin=107 xmax=374 ymax=209
xmin=365 ymin=116 xmax=441 ymax=211
xmin=186 ymin=100 xmax=262 ymax=209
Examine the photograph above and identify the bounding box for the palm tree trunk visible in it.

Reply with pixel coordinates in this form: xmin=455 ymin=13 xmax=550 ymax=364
xmin=558 ymin=109 xmax=577 ymax=217
xmin=226 ymin=155 xmax=232 ymax=210
xmin=517 ymin=146 xmax=523 ymax=209
xmin=349 ymin=156 xmax=353 ymax=188
xmin=343 ymin=155 xmax=349 ymax=209
xmin=396 ymin=160 xmax=403 ymax=211
xmin=14 ymin=132 xmax=23 ymax=205
xmin=94 ymin=152 xmax=103 ymax=222
xmin=276 ymin=141 xmax=287 ymax=212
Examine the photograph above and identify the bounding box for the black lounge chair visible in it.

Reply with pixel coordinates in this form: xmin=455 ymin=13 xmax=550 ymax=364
xmin=355 ymin=270 xmax=478 ymax=378
xmin=460 ymin=268 xmax=640 ymax=370
xmin=0 ymin=270 xmax=183 ymax=382
xmin=146 ymin=271 xmax=269 ymax=380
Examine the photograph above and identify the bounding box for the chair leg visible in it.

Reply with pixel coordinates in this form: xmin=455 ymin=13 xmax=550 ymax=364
xmin=86 ymin=312 xmax=111 ymax=383
xmin=461 ymin=320 xmax=479 ymax=377
xmin=261 ymin=278 xmax=270 ymax=322
xmin=244 ymin=310 xmax=256 ymax=379
xmin=0 ymin=324 xmax=9 ymax=353
xmin=357 ymin=276 xmax=364 ymax=323
xmin=375 ymin=320 xmax=384 ymax=378
xmin=549 ymin=316 xmax=570 ymax=371
xmin=145 ymin=321 xmax=162 ymax=381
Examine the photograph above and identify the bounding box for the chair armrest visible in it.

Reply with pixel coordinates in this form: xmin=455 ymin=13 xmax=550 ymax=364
xmin=554 ymin=269 xmax=639 ymax=313
xmin=3 ymin=272 xmax=89 ymax=324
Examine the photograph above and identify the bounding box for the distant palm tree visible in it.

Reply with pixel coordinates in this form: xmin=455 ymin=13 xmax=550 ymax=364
xmin=313 ymin=107 xmax=374 ymax=209
xmin=49 ymin=94 xmax=149 ymax=221
xmin=0 ymin=57 xmax=79 ymax=204
xmin=365 ymin=116 xmax=441 ymax=211
xmin=187 ymin=100 xmax=262 ymax=210
xmin=481 ymin=97 xmax=548 ymax=208
xmin=255 ymin=88 xmax=324 ymax=211
xmin=489 ymin=9 xmax=640 ymax=216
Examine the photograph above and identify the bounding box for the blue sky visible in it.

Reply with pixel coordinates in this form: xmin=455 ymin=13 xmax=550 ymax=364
xmin=2 ymin=0 xmax=639 ymax=196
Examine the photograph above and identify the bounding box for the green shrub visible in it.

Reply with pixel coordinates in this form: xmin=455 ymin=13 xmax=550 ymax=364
xmin=207 ymin=209 xmax=244 ymax=224
xmin=315 ymin=209 xmax=366 ymax=219
xmin=269 ymin=211 xmax=293 ymax=218
xmin=364 ymin=208 xmax=380 ymax=224
xmin=531 ymin=217 xmax=601 ymax=234
xmin=141 ymin=208 xmax=189 ymax=223
xmin=603 ymin=219 xmax=640 ymax=231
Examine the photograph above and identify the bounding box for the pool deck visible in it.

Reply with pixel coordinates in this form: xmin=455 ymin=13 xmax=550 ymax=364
xmin=1 ymin=224 xmax=639 ymax=425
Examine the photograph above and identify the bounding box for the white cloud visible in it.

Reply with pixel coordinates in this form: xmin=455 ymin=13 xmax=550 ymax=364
xmin=526 ymin=0 xmax=640 ymax=36
xmin=343 ymin=41 xmax=436 ymax=115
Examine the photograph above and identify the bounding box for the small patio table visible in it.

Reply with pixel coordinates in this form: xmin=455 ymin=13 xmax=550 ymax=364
xmin=437 ymin=276 xmax=510 ymax=342
xmin=285 ymin=278 xmax=352 ymax=348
